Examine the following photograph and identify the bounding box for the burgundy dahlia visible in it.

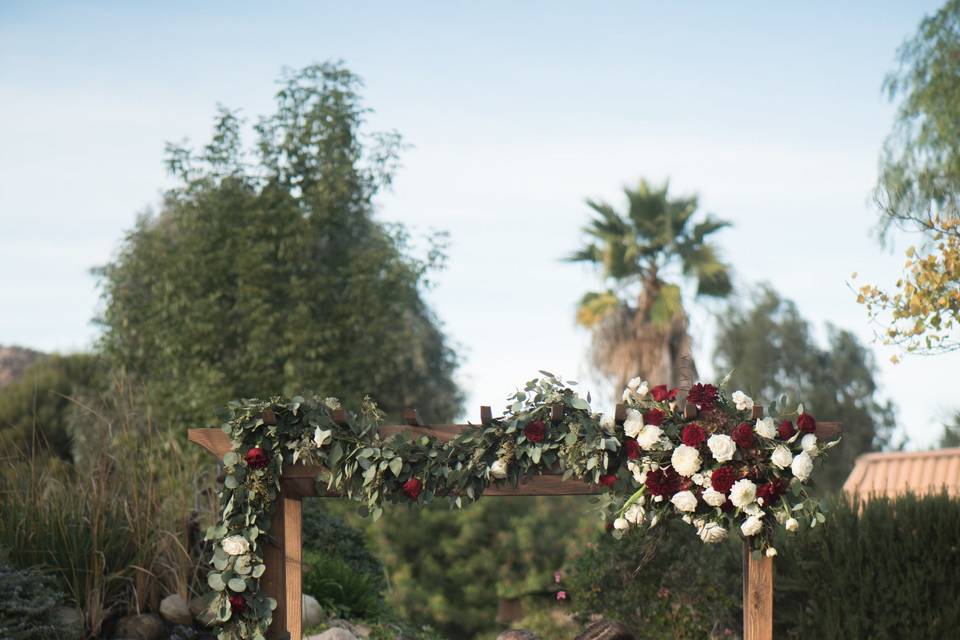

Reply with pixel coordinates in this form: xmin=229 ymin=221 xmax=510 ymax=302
xmin=624 ymin=438 xmax=641 ymax=459
xmin=731 ymin=422 xmax=755 ymax=448
xmin=681 ymin=423 xmax=706 ymax=448
xmin=643 ymin=408 xmax=666 ymax=426
xmin=646 ymin=467 xmax=682 ymax=497
xmin=711 ymin=466 xmax=735 ymax=494
xmin=687 ymin=383 xmax=718 ymax=410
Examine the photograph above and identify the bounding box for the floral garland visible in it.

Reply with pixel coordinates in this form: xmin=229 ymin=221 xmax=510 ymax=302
xmin=199 ymin=373 xmax=835 ymax=639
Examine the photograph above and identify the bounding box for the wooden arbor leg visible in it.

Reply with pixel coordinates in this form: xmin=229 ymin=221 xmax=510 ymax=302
xmin=262 ymin=492 xmax=303 ymax=640
xmin=742 ymin=541 xmax=773 ymax=640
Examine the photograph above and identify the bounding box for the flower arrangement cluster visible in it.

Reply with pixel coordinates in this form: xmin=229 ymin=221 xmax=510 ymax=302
xmin=200 ymin=373 xmax=834 ymax=639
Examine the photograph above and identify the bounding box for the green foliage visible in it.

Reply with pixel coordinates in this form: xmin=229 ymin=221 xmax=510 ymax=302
xmin=302 ymin=503 xmax=386 ymax=591
xmin=876 ymin=0 xmax=960 ymax=233
xmin=565 ymin=521 xmax=741 ymax=639
xmin=940 ymin=413 xmax=960 ymax=447
xmin=94 ymin=62 xmax=462 ymax=427
xmin=774 ymin=493 xmax=960 ymax=639
xmin=0 ymin=561 xmax=77 ymax=640
xmin=0 ymin=353 xmax=100 ymax=460
xmin=302 ymin=551 xmax=384 ymax=620
xmin=714 ymin=285 xmax=898 ymax=490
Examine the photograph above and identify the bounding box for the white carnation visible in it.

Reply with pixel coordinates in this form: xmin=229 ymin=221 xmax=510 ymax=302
xmin=635 ymin=425 xmax=663 ymax=450
xmin=771 ymin=445 xmax=793 ymax=469
xmin=791 ymin=451 xmax=814 ymax=481
xmin=698 ymin=521 xmax=728 ymax=544
xmin=613 ymin=517 xmax=630 ymax=530
xmin=313 ymin=427 xmax=333 ymax=448
xmin=740 ymin=515 xmax=764 ymax=537
xmin=707 ymin=434 xmax=736 ymax=463
xmin=732 ymin=390 xmax=754 ymax=411
xmin=785 ymin=517 xmax=799 ymax=532
xmin=670 ymin=444 xmax=702 ymax=477
xmin=671 ymin=490 xmax=698 ymax=512
xmin=490 ymin=459 xmax=508 ymax=479
xmin=729 ymin=479 xmax=757 ymax=508
xmin=222 ymin=535 xmax=250 ymax=556
xmin=623 ymin=409 xmax=644 ymax=438
xmin=755 ymin=417 xmax=776 ymax=439
xmin=703 ymin=487 xmax=727 ymax=507
xmin=801 ymin=433 xmax=819 ymax=456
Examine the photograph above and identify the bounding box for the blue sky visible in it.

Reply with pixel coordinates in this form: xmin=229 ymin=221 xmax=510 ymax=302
xmin=2 ymin=1 xmax=956 ymax=447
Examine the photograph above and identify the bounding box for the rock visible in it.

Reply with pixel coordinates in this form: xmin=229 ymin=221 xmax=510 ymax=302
xmin=113 ymin=613 xmax=166 ymax=640
xmin=306 ymin=630 xmax=357 ymax=640
xmin=327 ymin=619 xmax=370 ymax=638
xmin=189 ymin=596 xmax=217 ymax=628
xmin=574 ymin=619 xmax=636 ymax=640
xmin=302 ymin=594 xmax=323 ymax=627
xmin=497 ymin=631 xmax=539 ymax=640
xmin=159 ymin=594 xmax=193 ymax=625
xmin=50 ymin=605 xmax=84 ymax=630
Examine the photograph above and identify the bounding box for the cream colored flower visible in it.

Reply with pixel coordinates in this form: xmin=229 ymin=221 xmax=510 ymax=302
xmin=755 ymin=417 xmax=776 ymax=439
xmin=703 ymin=487 xmax=727 ymax=507
xmin=490 ymin=459 xmax=508 ymax=479
xmin=801 ymin=433 xmax=819 ymax=456
xmin=599 ymin=413 xmax=616 ymax=434
xmin=771 ymin=445 xmax=793 ymax=469
xmin=623 ymin=409 xmax=644 ymax=438
xmin=732 ymin=390 xmax=754 ymax=411
xmin=222 ymin=535 xmax=250 ymax=556
xmin=766 ymin=547 xmax=778 ymax=557
xmin=729 ymin=479 xmax=757 ymax=508
xmin=698 ymin=521 xmax=728 ymax=544
xmin=613 ymin=517 xmax=630 ymax=530
xmin=707 ymin=434 xmax=736 ymax=463
xmin=671 ymin=490 xmax=698 ymax=513
xmin=635 ymin=425 xmax=663 ymax=450
xmin=785 ymin=517 xmax=799 ymax=532
xmin=313 ymin=427 xmax=333 ymax=448
xmin=791 ymin=451 xmax=814 ymax=481
xmin=740 ymin=515 xmax=764 ymax=537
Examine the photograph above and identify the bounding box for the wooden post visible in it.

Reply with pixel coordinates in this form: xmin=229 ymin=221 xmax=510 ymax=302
xmin=262 ymin=494 xmax=303 ymax=639
xmin=743 ymin=542 xmax=774 ymax=640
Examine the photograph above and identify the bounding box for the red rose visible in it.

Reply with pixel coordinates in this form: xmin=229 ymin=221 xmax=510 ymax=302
xmin=711 ymin=466 xmax=735 ymax=494
xmin=244 ymin=447 xmax=269 ymax=470
xmin=624 ymin=438 xmax=641 ymax=459
xmin=229 ymin=594 xmax=245 ymax=613
xmin=646 ymin=467 xmax=682 ymax=497
xmin=777 ymin=420 xmax=795 ymax=439
xmin=681 ymin=423 xmax=706 ymax=447
xmin=599 ymin=474 xmax=617 ymax=488
xmin=687 ymin=383 xmax=718 ymax=410
xmin=643 ymin=408 xmax=665 ymax=426
xmin=402 ymin=477 xmax=422 ymax=500
xmin=524 ymin=420 xmax=547 ymax=443
xmin=756 ymin=478 xmax=788 ymax=502
xmin=651 ymin=384 xmax=679 ymax=402
xmin=731 ymin=422 xmax=754 ymax=448
xmin=797 ymin=413 xmax=816 ymax=434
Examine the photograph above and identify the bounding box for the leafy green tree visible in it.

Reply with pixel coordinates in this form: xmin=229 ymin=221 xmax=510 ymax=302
xmin=94 ymin=63 xmax=462 ymax=425
xmin=567 ymin=180 xmax=732 ymax=389
xmin=939 ymin=413 xmax=960 ymax=448
xmin=714 ymin=286 xmax=897 ymax=490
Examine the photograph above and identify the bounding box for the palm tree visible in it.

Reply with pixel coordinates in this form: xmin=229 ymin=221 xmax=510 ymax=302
xmin=567 ymin=179 xmax=732 ymax=390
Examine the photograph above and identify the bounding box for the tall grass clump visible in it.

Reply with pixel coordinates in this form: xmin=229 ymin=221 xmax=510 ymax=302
xmin=0 ymin=374 xmax=215 ymax=637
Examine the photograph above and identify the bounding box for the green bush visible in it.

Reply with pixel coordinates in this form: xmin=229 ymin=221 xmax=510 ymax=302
xmin=302 ymin=503 xmax=386 ymax=591
xmin=302 ymin=551 xmax=384 ymax=620
xmin=0 ymin=561 xmax=77 ymax=639
xmin=775 ymin=492 xmax=960 ymax=639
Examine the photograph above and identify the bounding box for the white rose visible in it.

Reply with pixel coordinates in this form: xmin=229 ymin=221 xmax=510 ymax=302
xmin=791 ymin=451 xmax=814 ymax=481
xmin=755 ymin=417 xmax=776 ymax=439
xmin=613 ymin=517 xmax=630 ymax=530
xmin=698 ymin=521 xmax=728 ymax=544
xmin=635 ymin=425 xmax=663 ymax=450
xmin=766 ymin=547 xmax=778 ymax=558
xmin=729 ymin=479 xmax=757 ymax=508
xmin=222 ymin=535 xmax=250 ymax=556
xmin=490 ymin=459 xmax=508 ymax=479
xmin=624 ymin=503 xmax=645 ymax=525
xmin=732 ymin=390 xmax=754 ymax=411
xmin=707 ymin=434 xmax=736 ymax=463
xmin=785 ymin=517 xmax=799 ymax=532
xmin=771 ymin=445 xmax=793 ymax=469
xmin=670 ymin=444 xmax=702 ymax=477
xmin=313 ymin=427 xmax=333 ymax=448
xmin=702 ymin=487 xmax=727 ymax=507
xmin=599 ymin=413 xmax=616 ymax=433
xmin=626 ymin=377 xmax=645 ymax=392
xmin=623 ymin=409 xmax=644 ymax=438
xmin=801 ymin=434 xmax=819 ymax=456
xmin=740 ymin=515 xmax=764 ymax=537
xmin=671 ymin=490 xmax=698 ymax=513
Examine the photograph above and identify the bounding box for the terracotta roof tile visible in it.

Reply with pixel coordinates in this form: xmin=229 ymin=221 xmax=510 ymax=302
xmin=843 ymin=448 xmax=960 ymax=500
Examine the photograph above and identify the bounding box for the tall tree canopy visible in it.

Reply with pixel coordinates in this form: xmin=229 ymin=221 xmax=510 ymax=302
xmin=95 ymin=63 xmax=462 ymax=425
xmin=568 ymin=179 xmax=732 ymax=389
xmin=715 ymin=286 xmax=897 ymax=490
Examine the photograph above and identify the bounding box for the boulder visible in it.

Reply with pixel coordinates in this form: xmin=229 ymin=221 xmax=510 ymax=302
xmin=188 ymin=596 xmax=217 ymax=628
xmin=159 ymin=594 xmax=193 ymax=625
xmin=306 ymin=630 xmax=357 ymax=640
xmin=113 ymin=613 xmax=166 ymax=640
xmin=497 ymin=631 xmax=539 ymax=640
xmin=328 ymin=619 xmax=371 ymax=638
xmin=302 ymin=594 xmax=323 ymax=627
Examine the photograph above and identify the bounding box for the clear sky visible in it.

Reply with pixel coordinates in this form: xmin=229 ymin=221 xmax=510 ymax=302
xmin=2 ymin=1 xmax=956 ymax=447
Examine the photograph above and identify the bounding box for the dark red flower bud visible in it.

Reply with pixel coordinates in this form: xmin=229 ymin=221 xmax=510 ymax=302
xmin=244 ymin=447 xmax=269 ymax=470
xmin=777 ymin=420 xmax=795 ymax=439
xmin=651 ymin=384 xmax=679 ymax=402
xmin=524 ymin=420 xmax=547 ymax=443
xmin=797 ymin=413 xmax=816 ymax=434
xmin=402 ymin=477 xmax=423 ymax=500
xmin=229 ymin=594 xmax=245 ymax=613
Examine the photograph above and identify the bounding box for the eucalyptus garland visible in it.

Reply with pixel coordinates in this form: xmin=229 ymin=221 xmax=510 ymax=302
xmin=200 ymin=372 xmax=835 ymax=639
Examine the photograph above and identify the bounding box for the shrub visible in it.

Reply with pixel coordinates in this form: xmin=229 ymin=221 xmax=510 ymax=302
xmin=0 ymin=561 xmax=77 ymax=639
xmin=302 ymin=551 xmax=384 ymax=620
xmin=302 ymin=503 xmax=386 ymax=591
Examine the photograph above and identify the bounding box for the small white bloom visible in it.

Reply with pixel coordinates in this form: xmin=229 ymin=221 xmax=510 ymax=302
xmin=649 ymin=513 xmax=659 ymax=527
xmin=743 ymin=501 xmax=763 ymax=516
xmin=682 ymin=514 xmax=693 ymax=524
xmin=801 ymin=433 xmax=819 ymax=456
xmin=785 ymin=517 xmax=799 ymax=532
xmin=613 ymin=517 xmax=630 ymax=530
xmin=626 ymin=377 xmax=644 ymax=391
xmin=313 ymin=427 xmax=333 ymax=448
xmin=740 ymin=515 xmax=764 ymax=537
xmin=653 ymin=495 xmax=663 ymax=502
xmin=732 ymin=390 xmax=754 ymax=411
xmin=222 ymin=535 xmax=250 ymax=556
xmin=791 ymin=451 xmax=814 ymax=481
xmin=703 ymin=487 xmax=727 ymax=507
xmin=323 ymin=397 xmax=341 ymax=410
xmin=766 ymin=547 xmax=778 ymax=558
xmin=625 ymin=503 xmax=645 ymax=525
xmin=729 ymin=479 xmax=757 ymax=508
xmin=755 ymin=417 xmax=777 ymax=439
xmin=691 ymin=473 xmax=707 ymax=487
xmin=671 ymin=490 xmax=698 ymax=513
xmin=599 ymin=413 xmax=616 ymax=434
xmin=707 ymin=434 xmax=737 ymax=463
xmin=628 ymin=461 xmax=647 ymax=484
xmin=698 ymin=521 xmax=728 ymax=544
xmin=771 ymin=445 xmax=793 ymax=469
xmin=671 ymin=444 xmax=702 ymax=477
xmin=490 ymin=459 xmax=508 ymax=479
xmin=635 ymin=425 xmax=663 ymax=450
xmin=621 ymin=388 xmax=632 ymax=402
xmin=623 ymin=409 xmax=644 ymax=438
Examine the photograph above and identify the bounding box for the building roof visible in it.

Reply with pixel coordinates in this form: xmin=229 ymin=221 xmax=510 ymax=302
xmin=843 ymin=447 xmax=960 ymax=500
